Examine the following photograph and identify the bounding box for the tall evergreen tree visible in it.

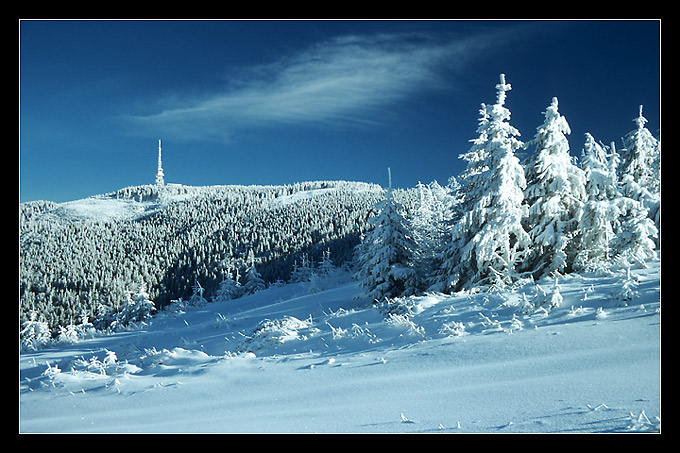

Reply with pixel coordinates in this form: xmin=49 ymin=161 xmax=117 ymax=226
xmin=440 ymin=74 xmax=530 ymax=291
xmin=355 ymin=173 xmax=418 ymax=300
xmin=619 ymin=105 xmax=660 ymax=194
xmin=212 ymin=267 xmax=242 ymax=302
xmin=619 ymin=105 xmax=660 ymax=239
xmin=242 ymin=249 xmax=266 ymax=295
xmin=523 ymin=97 xmax=586 ymax=276
xmin=573 ymin=134 xmax=622 ymax=270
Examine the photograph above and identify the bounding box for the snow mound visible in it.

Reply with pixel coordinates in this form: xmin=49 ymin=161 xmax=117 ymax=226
xmin=238 ymin=316 xmax=320 ymax=352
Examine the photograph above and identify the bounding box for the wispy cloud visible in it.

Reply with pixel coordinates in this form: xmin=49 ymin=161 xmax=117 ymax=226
xmin=128 ymin=29 xmax=522 ymax=143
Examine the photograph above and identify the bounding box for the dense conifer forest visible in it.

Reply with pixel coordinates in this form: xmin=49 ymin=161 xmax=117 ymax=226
xmin=19 ymin=181 xmax=408 ymax=333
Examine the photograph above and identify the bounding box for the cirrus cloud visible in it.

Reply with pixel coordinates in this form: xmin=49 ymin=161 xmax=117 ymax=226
xmin=128 ymin=28 xmax=526 ymax=143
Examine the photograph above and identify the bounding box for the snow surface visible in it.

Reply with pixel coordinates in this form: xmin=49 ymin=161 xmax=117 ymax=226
xmin=19 ymin=261 xmax=661 ymax=433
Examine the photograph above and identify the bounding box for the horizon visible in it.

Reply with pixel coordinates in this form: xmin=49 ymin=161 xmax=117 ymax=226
xmin=20 ymin=19 xmax=660 ymax=203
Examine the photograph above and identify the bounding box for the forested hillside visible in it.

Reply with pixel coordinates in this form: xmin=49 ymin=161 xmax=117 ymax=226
xmin=19 ymin=181 xmax=404 ymax=333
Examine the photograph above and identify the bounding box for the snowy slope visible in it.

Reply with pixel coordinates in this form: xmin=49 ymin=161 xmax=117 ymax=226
xmin=19 ymin=259 xmax=661 ymax=433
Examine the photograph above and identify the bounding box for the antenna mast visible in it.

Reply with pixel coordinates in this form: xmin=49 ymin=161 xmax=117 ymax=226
xmin=155 ymin=139 xmax=165 ymax=186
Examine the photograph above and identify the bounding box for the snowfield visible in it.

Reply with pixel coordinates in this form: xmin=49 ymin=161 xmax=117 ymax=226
xmin=19 ymin=260 xmax=660 ymax=433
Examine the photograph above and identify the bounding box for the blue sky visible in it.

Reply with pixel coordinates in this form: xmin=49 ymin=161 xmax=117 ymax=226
xmin=19 ymin=19 xmax=660 ymax=203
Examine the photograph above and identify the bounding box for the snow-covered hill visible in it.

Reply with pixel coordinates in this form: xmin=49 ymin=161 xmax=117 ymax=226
xmin=19 ymin=258 xmax=660 ymax=433
xmin=19 ymin=181 xmax=389 ymax=332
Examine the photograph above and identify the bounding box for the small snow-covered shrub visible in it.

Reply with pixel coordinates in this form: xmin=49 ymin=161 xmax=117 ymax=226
xmin=508 ymin=314 xmax=523 ymax=331
xmin=72 ymin=349 xmax=118 ymax=376
xmin=373 ymin=296 xmax=416 ymax=317
xmin=56 ymin=315 xmax=96 ymax=345
xmin=20 ymin=310 xmax=53 ymax=351
xmin=478 ymin=312 xmax=502 ymax=331
xmin=502 ymin=293 xmax=536 ymax=315
xmin=43 ymin=361 xmax=61 ymax=379
xmin=326 ymin=322 xmax=349 ymax=340
xmin=238 ymin=316 xmax=319 ymax=352
xmin=625 ymin=410 xmax=660 ymax=432
xmin=439 ymin=320 xmax=466 ymax=337
xmin=595 ymin=307 xmax=608 ymax=319
xmin=614 ymin=267 xmax=639 ymax=302
xmin=385 ymin=313 xmax=425 ymax=337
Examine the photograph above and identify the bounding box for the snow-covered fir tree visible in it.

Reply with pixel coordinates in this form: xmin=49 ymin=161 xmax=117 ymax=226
xmin=290 ymin=253 xmax=314 ymax=283
xmin=432 ymin=104 xmax=490 ymax=292
xmin=242 ymin=249 xmax=266 ymax=295
xmin=212 ymin=267 xmax=242 ymax=302
xmin=618 ymin=105 xmax=660 ymax=239
xmin=124 ymin=282 xmax=157 ymax=323
xmin=438 ymin=74 xmax=530 ymax=291
xmin=619 ymin=105 xmax=660 ymax=195
xmin=523 ymin=97 xmax=586 ymax=277
xmin=355 ymin=173 xmax=418 ymax=300
xmin=411 ymin=180 xmax=457 ymax=287
xmin=574 ymin=134 xmax=622 ymax=269
xmin=612 ymin=197 xmax=658 ymax=268
xmin=188 ymin=280 xmax=208 ymax=307
xmin=318 ymin=249 xmax=336 ymax=277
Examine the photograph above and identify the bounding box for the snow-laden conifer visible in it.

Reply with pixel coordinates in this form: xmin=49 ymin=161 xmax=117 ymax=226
xmin=612 ymin=198 xmax=658 ymax=268
xmin=212 ymin=267 xmax=243 ymax=302
xmin=242 ymin=249 xmax=266 ymax=295
xmin=188 ymin=280 xmax=208 ymax=307
xmin=355 ymin=180 xmax=418 ymax=300
xmin=291 ymin=253 xmax=314 ymax=283
xmin=618 ymin=106 xmax=660 ymax=238
xmin=318 ymin=249 xmax=336 ymax=277
xmin=411 ymin=180 xmax=456 ymax=285
xmin=523 ymin=97 xmax=586 ymax=276
xmin=574 ymin=134 xmax=622 ymax=269
xmin=619 ymin=106 xmax=660 ymax=195
xmin=125 ymin=282 xmax=157 ymax=322
xmin=439 ymin=74 xmax=530 ymax=291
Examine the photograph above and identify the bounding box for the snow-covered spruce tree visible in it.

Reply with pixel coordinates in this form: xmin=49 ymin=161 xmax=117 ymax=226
xmin=188 ymin=280 xmax=208 ymax=307
xmin=212 ymin=267 xmax=243 ymax=302
xmin=290 ymin=253 xmax=314 ymax=283
xmin=124 ymin=282 xmax=157 ymax=323
xmin=318 ymin=249 xmax=336 ymax=277
xmin=612 ymin=197 xmax=658 ymax=268
xmin=355 ymin=179 xmax=418 ymax=300
xmin=573 ymin=134 xmax=622 ymax=269
xmin=411 ymin=180 xmax=458 ymax=287
xmin=523 ymin=97 xmax=586 ymax=277
xmin=242 ymin=249 xmax=266 ymax=295
xmin=619 ymin=105 xmax=660 ymax=195
xmin=439 ymin=74 xmax=530 ymax=292
xmin=619 ymin=105 xmax=660 ymax=239
xmin=432 ymin=103 xmax=490 ymax=292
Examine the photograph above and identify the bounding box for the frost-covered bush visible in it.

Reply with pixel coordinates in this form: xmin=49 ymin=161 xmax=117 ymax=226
xmin=384 ymin=313 xmax=425 ymax=337
xmin=614 ymin=267 xmax=639 ymax=302
xmin=439 ymin=320 xmax=466 ymax=337
xmin=20 ymin=310 xmax=53 ymax=351
xmin=373 ymin=296 xmax=416 ymax=317
xmin=56 ymin=316 xmax=96 ymax=345
xmin=92 ymin=283 xmax=156 ymax=332
xmin=238 ymin=316 xmax=319 ymax=352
